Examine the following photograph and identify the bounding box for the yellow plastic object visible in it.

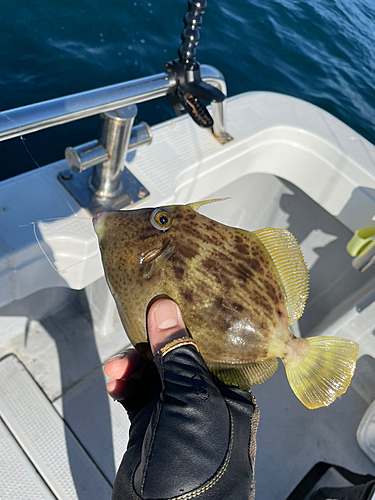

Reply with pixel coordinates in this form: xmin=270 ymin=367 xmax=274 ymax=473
xmin=347 ymin=227 xmax=375 ymax=257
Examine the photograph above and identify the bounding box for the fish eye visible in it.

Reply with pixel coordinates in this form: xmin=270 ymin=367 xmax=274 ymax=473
xmin=150 ymin=209 xmax=172 ymax=231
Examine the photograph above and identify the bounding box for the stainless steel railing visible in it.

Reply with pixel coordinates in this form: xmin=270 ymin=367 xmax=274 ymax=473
xmin=0 ymin=64 xmax=231 ymax=212
xmin=0 ymin=65 xmax=228 ymax=141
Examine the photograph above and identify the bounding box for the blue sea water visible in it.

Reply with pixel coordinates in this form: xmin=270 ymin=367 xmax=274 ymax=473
xmin=0 ymin=0 xmax=374 ymax=181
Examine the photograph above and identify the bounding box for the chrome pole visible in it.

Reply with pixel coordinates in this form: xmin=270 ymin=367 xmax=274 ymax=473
xmin=0 ymin=65 xmax=227 ymax=142
xmin=0 ymin=73 xmax=172 ymax=141
xmin=90 ymin=106 xmax=137 ymax=198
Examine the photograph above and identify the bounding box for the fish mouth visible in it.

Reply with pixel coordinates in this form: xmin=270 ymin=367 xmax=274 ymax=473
xmin=92 ymin=211 xmax=108 ymax=240
xmin=92 ymin=211 xmax=106 ymax=228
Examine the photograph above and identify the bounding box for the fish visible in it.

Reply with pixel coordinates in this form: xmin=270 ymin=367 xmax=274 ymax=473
xmin=93 ymin=199 xmax=359 ymax=409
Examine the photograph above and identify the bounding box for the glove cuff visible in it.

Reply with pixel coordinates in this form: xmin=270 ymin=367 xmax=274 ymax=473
xmin=160 ymin=337 xmax=200 ymax=357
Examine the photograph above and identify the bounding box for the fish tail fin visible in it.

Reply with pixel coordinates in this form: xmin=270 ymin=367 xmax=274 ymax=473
xmin=282 ymin=336 xmax=359 ymax=409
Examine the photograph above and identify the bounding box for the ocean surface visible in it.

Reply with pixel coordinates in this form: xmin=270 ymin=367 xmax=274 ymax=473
xmin=0 ymin=0 xmax=374 ymax=181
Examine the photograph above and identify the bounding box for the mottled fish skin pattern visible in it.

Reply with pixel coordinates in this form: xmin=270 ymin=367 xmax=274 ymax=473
xmin=96 ymin=204 xmax=291 ymax=367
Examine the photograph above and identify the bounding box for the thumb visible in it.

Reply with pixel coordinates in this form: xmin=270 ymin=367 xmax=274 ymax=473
xmin=147 ymin=299 xmax=189 ymax=356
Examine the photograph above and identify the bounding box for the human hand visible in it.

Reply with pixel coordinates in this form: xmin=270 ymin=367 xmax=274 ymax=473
xmin=104 ymin=299 xmax=259 ymax=500
xmin=105 ymin=298 xmax=188 ymax=401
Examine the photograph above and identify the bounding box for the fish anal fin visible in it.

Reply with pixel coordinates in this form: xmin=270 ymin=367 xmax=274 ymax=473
xmin=209 ymin=358 xmax=278 ymax=389
xmin=283 ymin=336 xmax=359 ymax=409
xmin=254 ymin=228 xmax=309 ymax=325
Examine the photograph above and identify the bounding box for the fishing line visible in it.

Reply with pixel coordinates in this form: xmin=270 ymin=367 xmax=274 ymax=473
xmin=19 ymin=135 xmax=42 ymax=169
xmin=30 ymin=221 xmax=60 ymax=273
xmin=1 ymin=111 xmax=99 ymax=274
xmin=20 ymin=169 xmax=98 ymax=273
xmin=21 ymin=216 xmax=94 ymax=223
xmin=0 ymin=110 xmax=43 ymax=169
xmin=19 ymin=214 xmax=99 ymax=275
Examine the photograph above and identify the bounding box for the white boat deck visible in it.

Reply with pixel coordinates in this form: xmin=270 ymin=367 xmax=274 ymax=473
xmin=1 ymin=92 xmax=375 ymax=499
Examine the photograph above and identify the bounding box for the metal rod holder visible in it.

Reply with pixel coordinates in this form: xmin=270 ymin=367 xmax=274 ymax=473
xmin=65 ymin=142 xmax=109 ymax=174
xmin=60 ymin=105 xmax=153 ymax=213
xmin=90 ymin=105 xmax=137 ymax=198
xmin=65 ymin=122 xmax=152 ymax=175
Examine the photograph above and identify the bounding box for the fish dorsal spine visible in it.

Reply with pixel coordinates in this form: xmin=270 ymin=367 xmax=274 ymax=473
xmin=254 ymin=228 xmax=309 ymax=325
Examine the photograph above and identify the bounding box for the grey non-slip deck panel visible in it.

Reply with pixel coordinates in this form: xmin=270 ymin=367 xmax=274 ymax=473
xmin=0 ymin=355 xmax=112 ymax=500
xmin=0 ymin=417 xmax=56 ymax=500
xmin=53 ymin=364 xmax=131 ymax=485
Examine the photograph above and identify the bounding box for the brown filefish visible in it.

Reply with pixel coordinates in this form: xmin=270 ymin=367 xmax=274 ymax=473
xmin=93 ymin=199 xmax=359 ymax=409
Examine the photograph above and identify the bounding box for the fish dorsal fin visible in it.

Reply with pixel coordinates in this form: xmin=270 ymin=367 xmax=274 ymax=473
xmin=254 ymin=228 xmax=309 ymax=325
xmin=209 ymin=358 xmax=278 ymax=390
xmin=188 ymin=198 xmax=230 ymax=212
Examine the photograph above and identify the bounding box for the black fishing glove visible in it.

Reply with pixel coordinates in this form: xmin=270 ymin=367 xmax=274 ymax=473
xmin=112 ymin=339 xmax=259 ymax=500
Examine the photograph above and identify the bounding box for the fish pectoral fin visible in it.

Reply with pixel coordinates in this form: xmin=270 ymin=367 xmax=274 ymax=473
xmin=209 ymin=358 xmax=278 ymax=390
xmin=142 ymin=246 xmax=175 ymax=278
xmin=283 ymin=336 xmax=359 ymax=409
xmin=254 ymin=228 xmax=309 ymax=325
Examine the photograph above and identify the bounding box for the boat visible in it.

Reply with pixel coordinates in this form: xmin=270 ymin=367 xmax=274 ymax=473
xmin=1 ymin=2 xmax=375 ymax=499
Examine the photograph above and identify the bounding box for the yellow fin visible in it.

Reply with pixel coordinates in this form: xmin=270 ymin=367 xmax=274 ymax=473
xmin=283 ymin=336 xmax=359 ymax=409
xmin=254 ymin=228 xmax=309 ymax=325
xmin=188 ymin=198 xmax=230 ymax=213
xmin=209 ymin=358 xmax=278 ymax=389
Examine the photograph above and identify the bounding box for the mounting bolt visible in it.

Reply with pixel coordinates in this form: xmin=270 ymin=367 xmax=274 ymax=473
xmin=61 ymin=171 xmax=73 ymax=181
xmin=137 ymin=187 xmax=148 ymax=199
